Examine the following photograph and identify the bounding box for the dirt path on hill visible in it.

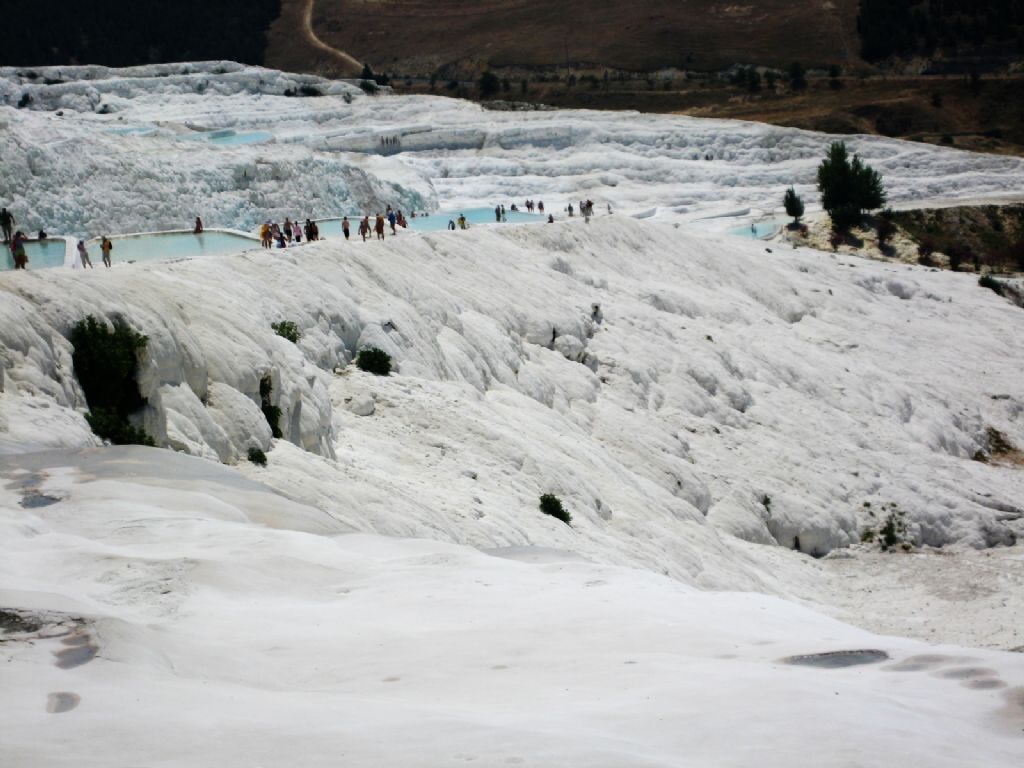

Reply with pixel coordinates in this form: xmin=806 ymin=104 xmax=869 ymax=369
xmin=301 ymin=0 xmax=362 ymax=72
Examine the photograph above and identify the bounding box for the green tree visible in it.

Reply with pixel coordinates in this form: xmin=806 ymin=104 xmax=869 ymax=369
xmin=479 ymin=71 xmax=500 ymax=98
xmin=788 ymin=61 xmax=807 ymax=90
xmin=784 ymin=187 xmax=805 ymax=224
xmin=817 ymin=142 xmax=886 ymax=232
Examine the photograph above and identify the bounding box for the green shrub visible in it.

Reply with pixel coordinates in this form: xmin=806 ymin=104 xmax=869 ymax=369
xmin=539 ymin=493 xmax=572 ymax=525
xmin=358 ymin=79 xmax=378 ymax=94
xmin=356 ymin=347 xmax=391 ymax=376
xmin=85 ymin=409 xmax=155 ymax=447
xmin=272 ymin=320 xmax=301 ymax=344
xmin=979 ymin=275 xmax=1006 ymax=296
xmin=298 ymin=84 xmax=322 ymax=97
xmin=259 ymin=375 xmax=283 ymax=438
xmin=861 ymin=505 xmax=911 ymax=552
xmin=247 ymin=446 xmax=267 ymax=466
xmin=70 ymin=315 xmax=155 ymax=446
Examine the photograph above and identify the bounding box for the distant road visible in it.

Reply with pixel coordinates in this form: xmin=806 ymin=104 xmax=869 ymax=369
xmin=301 ymin=0 xmax=362 ymax=73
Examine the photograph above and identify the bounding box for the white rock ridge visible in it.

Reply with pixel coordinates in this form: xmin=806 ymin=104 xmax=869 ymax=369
xmin=1 ymin=218 xmax=1021 ymax=575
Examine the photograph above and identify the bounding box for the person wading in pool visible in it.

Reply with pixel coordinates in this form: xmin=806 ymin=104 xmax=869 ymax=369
xmin=1 ymin=208 xmax=15 ymax=243
xmin=10 ymin=231 xmax=28 ymax=269
xmin=193 ymin=216 xmax=203 ymax=234
xmin=100 ymin=236 xmax=113 ymax=268
xmin=77 ymin=239 xmax=94 ymax=268
xmin=342 ymin=216 xmax=351 ymax=240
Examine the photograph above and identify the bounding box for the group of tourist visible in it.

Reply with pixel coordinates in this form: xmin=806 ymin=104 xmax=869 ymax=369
xmin=4 ymin=207 xmax=56 ymax=270
xmin=259 ymin=217 xmax=321 ymax=249
xmin=74 ymin=236 xmax=113 ymax=269
xmin=3 ymin=196 xmax=608 ymax=271
xmin=567 ymin=199 xmax=605 ymax=219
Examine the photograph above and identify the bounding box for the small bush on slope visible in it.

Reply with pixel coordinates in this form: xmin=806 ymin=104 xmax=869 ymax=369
xmin=979 ymin=275 xmax=1006 ymax=296
xmin=356 ymin=348 xmax=391 ymax=376
xmin=259 ymin=375 xmax=283 ymax=439
xmin=271 ymin=321 xmax=301 ymax=344
xmin=539 ymin=494 xmax=572 ymax=525
xmin=247 ymin=447 xmax=267 ymax=466
xmin=70 ymin=315 xmax=154 ymax=446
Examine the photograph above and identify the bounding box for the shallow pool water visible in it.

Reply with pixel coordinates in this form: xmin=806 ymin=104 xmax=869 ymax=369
xmin=414 ymin=208 xmax=541 ymax=232
xmin=92 ymin=231 xmax=259 ymax=266
xmin=2 ymin=239 xmax=67 ymax=271
xmin=106 ymin=126 xmax=155 ymax=137
xmin=728 ymin=220 xmax=781 ymax=240
xmin=207 ymin=130 xmax=274 ymax=147
xmin=314 ymin=208 xmax=543 ymax=238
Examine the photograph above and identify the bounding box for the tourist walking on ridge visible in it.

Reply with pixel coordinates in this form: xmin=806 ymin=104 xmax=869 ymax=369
xmin=100 ymin=236 xmax=113 ymax=267
xmin=494 ymin=205 xmax=501 ymax=222
xmin=193 ymin=216 xmax=204 ymax=234
xmin=374 ymin=214 xmax=386 ymax=240
xmin=448 ymin=219 xmax=456 ymax=231
xmin=77 ymin=239 xmax=93 ymax=268
xmin=388 ymin=209 xmax=397 ymax=235
xmin=342 ymin=216 xmax=350 ymax=240
xmin=1 ymin=208 xmax=15 ymax=243
xmin=284 ymin=217 xmax=293 ymax=242
xmin=538 ymin=201 xmax=544 ymax=214
xmin=10 ymin=231 xmax=28 ymax=269
xmin=359 ymin=216 xmax=370 ymax=241
xmin=260 ymin=222 xmax=272 ymax=248
xmin=457 ymin=213 xmax=467 ymax=230
xmin=293 ymin=220 xmax=302 ymax=242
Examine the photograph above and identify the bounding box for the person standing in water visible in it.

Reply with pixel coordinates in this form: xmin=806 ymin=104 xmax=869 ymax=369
xmin=77 ymin=239 xmax=94 ymax=268
xmin=1 ymin=208 xmax=15 ymax=243
xmin=100 ymin=236 xmax=113 ymax=267
xmin=457 ymin=213 xmax=467 ymax=230
xmin=193 ymin=217 xmax=203 ymax=234
xmin=10 ymin=231 xmax=28 ymax=268
xmin=342 ymin=216 xmax=351 ymax=240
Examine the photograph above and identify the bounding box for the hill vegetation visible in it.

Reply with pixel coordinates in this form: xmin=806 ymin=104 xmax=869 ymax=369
xmin=858 ymin=0 xmax=1024 ymax=64
xmin=1 ymin=1 xmax=280 ymax=67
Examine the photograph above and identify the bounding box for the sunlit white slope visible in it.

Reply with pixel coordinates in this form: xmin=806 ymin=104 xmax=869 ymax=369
xmin=1 ymin=447 xmax=1022 ymax=768
xmin=1 ymin=218 xmax=1020 ymax=582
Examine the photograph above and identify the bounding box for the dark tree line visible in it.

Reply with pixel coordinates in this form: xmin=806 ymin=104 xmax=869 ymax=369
xmin=1 ymin=1 xmax=280 ymax=67
xmin=858 ymin=0 xmax=1024 ymax=61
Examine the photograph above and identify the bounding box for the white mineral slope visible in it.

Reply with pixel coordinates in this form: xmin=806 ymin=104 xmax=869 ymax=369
xmin=1 ymin=218 xmax=1021 ymax=593
xmin=1 ymin=447 xmax=1023 ymax=768
xmin=2 ymin=63 xmax=1024 ymax=237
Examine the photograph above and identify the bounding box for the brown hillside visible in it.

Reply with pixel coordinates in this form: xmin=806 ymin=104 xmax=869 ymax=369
xmin=290 ymin=0 xmax=861 ymax=75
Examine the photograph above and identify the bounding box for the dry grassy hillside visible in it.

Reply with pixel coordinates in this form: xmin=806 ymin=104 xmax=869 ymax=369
xmin=267 ymin=0 xmax=860 ymax=76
